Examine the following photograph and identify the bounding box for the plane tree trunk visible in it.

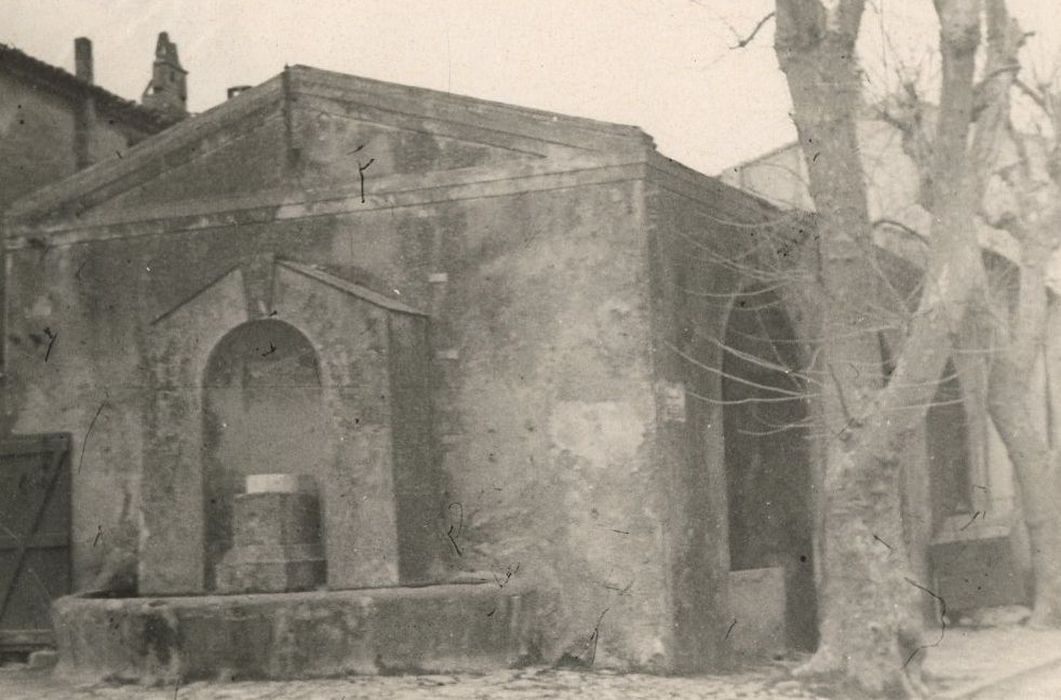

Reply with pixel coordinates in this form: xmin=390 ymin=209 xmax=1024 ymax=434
xmin=987 ymin=236 xmax=1061 ymax=626
xmin=773 ymin=0 xmax=987 ymax=695
xmin=956 ymin=0 xmax=1061 ymax=628
xmin=986 ymin=0 xmax=1061 ymax=627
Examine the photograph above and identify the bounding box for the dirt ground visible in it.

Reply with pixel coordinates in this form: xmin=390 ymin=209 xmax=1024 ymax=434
xmin=4 ymin=626 xmax=1061 ymax=699
xmin=0 ymin=664 xmax=825 ymax=700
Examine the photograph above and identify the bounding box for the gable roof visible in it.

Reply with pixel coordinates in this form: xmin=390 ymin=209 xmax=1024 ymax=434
xmin=0 ymin=42 xmax=175 ymax=133
xmin=5 ymin=64 xmax=654 ymax=227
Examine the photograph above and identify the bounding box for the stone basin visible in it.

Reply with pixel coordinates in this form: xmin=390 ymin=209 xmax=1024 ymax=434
xmin=52 ymin=582 xmax=534 ymax=684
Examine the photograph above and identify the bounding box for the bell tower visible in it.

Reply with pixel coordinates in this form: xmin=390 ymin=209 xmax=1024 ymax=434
xmin=141 ymin=32 xmax=188 ymax=120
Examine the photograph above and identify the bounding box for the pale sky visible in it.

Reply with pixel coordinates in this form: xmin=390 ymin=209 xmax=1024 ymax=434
xmin=2 ymin=1 xmax=1058 ymax=175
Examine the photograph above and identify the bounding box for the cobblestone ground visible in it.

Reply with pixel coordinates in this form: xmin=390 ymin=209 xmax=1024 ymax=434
xmin=0 ymin=664 xmax=829 ymax=700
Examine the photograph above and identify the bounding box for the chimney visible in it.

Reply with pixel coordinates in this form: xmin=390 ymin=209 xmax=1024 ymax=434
xmin=73 ymin=37 xmax=96 ymax=169
xmin=74 ymin=37 xmax=93 ymax=84
xmin=141 ymin=32 xmax=188 ymax=121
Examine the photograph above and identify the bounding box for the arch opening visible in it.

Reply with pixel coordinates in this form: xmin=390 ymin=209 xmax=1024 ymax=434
xmin=201 ymin=319 xmax=329 ymax=590
xmin=722 ymin=289 xmax=818 ymax=651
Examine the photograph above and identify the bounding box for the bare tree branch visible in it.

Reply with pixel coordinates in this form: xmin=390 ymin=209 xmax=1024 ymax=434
xmin=731 ymin=12 xmax=776 ymax=49
xmin=1015 ymin=77 xmax=1049 ymax=111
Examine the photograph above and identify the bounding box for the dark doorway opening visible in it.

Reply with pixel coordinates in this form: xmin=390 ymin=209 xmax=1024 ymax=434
xmin=722 ymin=290 xmax=818 ymax=651
xmin=201 ymin=320 xmax=327 ymax=590
xmin=926 ymin=360 xmax=973 ymax=532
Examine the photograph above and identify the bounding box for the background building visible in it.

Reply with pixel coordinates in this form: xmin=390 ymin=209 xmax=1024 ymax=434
xmin=720 ymin=117 xmax=1061 ymax=613
xmin=0 ymin=33 xmax=180 ymax=652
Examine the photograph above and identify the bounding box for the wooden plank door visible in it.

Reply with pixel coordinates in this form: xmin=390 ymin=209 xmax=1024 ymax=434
xmin=0 ymin=433 xmax=71 ymax=650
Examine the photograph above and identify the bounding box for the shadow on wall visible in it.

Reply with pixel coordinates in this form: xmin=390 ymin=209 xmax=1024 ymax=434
xmin=722 ymin=288 xmax=818 ymax=652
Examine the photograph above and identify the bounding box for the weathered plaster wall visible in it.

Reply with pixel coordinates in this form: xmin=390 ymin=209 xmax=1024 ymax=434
xmin=4 ymin=69 xmax=761 ymax=668
xmin=0 ymin=73 xmax=152 ymax=213
xmin=4 ymin=232 xmax=150 ymax=591
xmin=78 ymin=85 xmax=541 ymax=221
xmin=4 ymin=162 xmax=683 ymax=669
xmin=0 ymin=73 xmax=79 ymax=212
xmin=105 ymin=112 xmax=292 ymax=209
xmin=426 ymin=180 xmax=672 ymax=670
xmin=295 ymin=95 xmax=536 ymax=181
xmin=644 ymin=160 xmax=800 ymax=670
xmin=0 ymin=71 xmax=158 ymax=427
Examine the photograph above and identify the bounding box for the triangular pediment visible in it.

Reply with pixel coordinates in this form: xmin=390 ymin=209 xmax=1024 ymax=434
xmin=6 ymin=65 xmax=652 ymax=228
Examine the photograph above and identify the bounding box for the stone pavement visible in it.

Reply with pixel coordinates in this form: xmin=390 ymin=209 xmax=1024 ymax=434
xmin=2 ymin=626 xmax=1061 ymax=699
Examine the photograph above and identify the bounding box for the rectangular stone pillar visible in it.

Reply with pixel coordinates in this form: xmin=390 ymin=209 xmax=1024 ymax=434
xmin=139 ymin=390 xmax=205 ymax=594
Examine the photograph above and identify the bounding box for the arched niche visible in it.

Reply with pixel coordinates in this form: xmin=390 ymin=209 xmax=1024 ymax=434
xmin=200 ymin=319 xmax=328 ymax=590
xmin=140 ymin=259 xmax=442 ymax=595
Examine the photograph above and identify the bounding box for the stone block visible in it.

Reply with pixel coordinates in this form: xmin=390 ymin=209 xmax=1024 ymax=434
xmin=245 ymin=473 xmax=317 ymax=494
xmin=727 ymin=567 xmax=786 ymax=657
xmin=232 ymin=492 xmax=321 ymax=547
xmin=28 ymin=649 xmax=59 ymax=669
xmin=216 ymin=543 xmax=326 ymax=593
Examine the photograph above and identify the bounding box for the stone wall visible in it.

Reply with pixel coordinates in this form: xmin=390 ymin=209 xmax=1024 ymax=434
xmin=0 ymin=73 xmax=79 ymax=213
xmin=3 ymin=71 xmax=802 ymax=670
xmin=0 ymin=73 xmax=152 ymax=213
xmin=429 ymin=180 xmax=673 ymax=669
xmin=0 ymin=68 xmax=160 ymax=436
xmin=643 ymin=157 xmax=822 ymax=668
xmin=645 ymin=161 xmax=757 ymax=670
xmin=3 ymin=165 xmax=678 ymax=669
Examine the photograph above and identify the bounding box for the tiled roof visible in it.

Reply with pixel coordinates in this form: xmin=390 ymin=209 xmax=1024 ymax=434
xmin=0 ymin=42 xmax=174 ymax=132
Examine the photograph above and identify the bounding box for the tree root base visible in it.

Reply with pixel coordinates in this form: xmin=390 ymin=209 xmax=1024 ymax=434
xmin=793 ymin=645 xmax=842 ymax=679
xmin=793 ymin=643 xmax=928 ymax=698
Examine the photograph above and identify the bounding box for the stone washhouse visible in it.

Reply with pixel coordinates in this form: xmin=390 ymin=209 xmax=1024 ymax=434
xmin=4 ymin=65 xmax=857 ymax=681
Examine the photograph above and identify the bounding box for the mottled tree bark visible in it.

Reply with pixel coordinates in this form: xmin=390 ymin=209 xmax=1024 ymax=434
xmin=981 ymin=41 xmax=1061 ymax=617
xmin=958 ymin=0 xmax=1061 ymax=628
xmin=877 ymin=0 xmax=1061 ymax=628
xmin=773 ymin=0 xmax=987 ymax=695
xmin=987 ymin=235 xmax=1061 ymax=626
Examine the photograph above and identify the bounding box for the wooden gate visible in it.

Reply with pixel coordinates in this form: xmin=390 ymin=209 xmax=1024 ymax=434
xmin=0 ymin=433 xmax=71 ymax=650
